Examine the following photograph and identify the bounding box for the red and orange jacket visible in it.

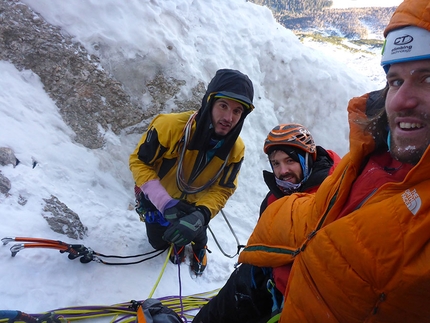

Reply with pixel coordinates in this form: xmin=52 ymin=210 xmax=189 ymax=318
xmin=239 ymin=93 xmax=430 ymax=322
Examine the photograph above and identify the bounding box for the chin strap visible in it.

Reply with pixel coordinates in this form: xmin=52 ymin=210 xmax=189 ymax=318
xmin=387 ymin=130 xmax=391 ymax=151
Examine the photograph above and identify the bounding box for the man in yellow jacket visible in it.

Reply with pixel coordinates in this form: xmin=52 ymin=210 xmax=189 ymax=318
xmin=130 ymin=69 xmax=254 ymax=275
xmin=239 ymin=0 xmax=430 ymax=321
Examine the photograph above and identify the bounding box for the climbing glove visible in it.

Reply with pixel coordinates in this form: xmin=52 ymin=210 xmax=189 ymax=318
xmin=163 ymin=207 xmax=210 ymax=246
xmin=163 ymin=200 xmax=196 ymax=222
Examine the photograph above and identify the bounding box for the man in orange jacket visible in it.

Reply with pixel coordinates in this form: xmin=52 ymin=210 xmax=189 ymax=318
xmin=193 ymin=124 xmax=340 ymax=323
xmin=238 ymin=0 xmax=430 ymax=322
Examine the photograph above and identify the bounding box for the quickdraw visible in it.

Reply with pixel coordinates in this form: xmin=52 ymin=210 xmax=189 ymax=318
xmin=1 ymin=237 xmax=166 ymax=265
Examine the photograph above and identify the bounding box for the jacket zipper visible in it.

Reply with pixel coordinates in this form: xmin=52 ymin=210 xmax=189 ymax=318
xmin=296 ymin=167 xmax=349 ymax=254
xmin=364 ymin=293 xmax=386 ymax=322
xmin=242 ymin=244 xmax=301 ymax=257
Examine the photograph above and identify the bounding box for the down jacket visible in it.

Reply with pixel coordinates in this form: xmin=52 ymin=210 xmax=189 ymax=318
xmin=238 ymin=93 xmax=430 ymax=322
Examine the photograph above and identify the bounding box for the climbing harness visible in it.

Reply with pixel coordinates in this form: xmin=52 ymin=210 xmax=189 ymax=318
xmin=134 ymin=188 xmax=170 ymax=226
xmin=208 ymin=209 xmax=244 ymax=258
xmin=1 ymin=237 xmax=167 ymax=265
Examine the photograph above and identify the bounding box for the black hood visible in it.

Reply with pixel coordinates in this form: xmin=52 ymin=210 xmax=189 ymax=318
xmin=187 ymin=69 xmax=254 ymax=159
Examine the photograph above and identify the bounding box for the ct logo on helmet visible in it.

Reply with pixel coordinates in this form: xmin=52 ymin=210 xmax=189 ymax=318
xmin=298 ymin=127 xmax=311 ymax=137
xmin=394 ymin=35 xmax=413 ymax=45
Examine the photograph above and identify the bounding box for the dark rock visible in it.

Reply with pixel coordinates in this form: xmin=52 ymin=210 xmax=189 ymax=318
xmin=0 ymin=171 xmax=11 ymax=194
xmin=0 ymin=147 xmax=19 ymax=167
xmin=42 ymin=195 xmax=88 ymax=239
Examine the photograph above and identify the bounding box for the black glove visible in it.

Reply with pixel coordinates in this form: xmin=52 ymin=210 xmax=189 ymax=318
xmin=163 ymin=207 xmax=210 ymax=246
xmin=163 ymin=200 xmax=196 ymax=222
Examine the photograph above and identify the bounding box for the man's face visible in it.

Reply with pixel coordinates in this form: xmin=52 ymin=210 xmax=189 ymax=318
xmin=269 ymin=150 xmax=303 ymax=183
xmin=211 ymin=98 xmax=244 ymax=136
xmin=385 ymin=60 xmax=430 ymax=164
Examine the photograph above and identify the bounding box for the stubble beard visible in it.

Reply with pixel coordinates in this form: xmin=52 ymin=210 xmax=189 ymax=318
xmin=388 ymin=129 xmax=430 ymax=165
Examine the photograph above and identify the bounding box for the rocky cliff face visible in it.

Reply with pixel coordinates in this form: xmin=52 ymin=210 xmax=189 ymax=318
xmin=0 ymin=1 xmax=142 ymax=149
xmin=0 ymin=0 xmax=206 ymax=233
xmin=0 ymin=0 xmax=204 ymax=150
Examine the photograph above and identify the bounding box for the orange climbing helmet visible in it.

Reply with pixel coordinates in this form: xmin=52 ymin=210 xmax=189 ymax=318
xmin=263 ymin=123 xmax=317 ymax=161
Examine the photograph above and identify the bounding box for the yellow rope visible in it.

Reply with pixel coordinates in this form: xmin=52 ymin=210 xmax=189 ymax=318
xmin=147 ymin=244 xmax=172 ymax=299
xmin=0 ymin=288 xmax=219 ymax=323
xmin=0 ymin=246 xmax=221 ymax=323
